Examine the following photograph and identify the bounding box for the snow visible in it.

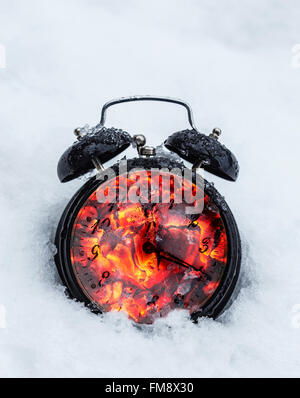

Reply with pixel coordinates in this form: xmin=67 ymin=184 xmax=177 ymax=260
xmin=1 ymin=0 xmax=300 ymax=378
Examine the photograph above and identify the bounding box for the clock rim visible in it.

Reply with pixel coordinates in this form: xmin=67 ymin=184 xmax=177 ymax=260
xmin=54 ymin=157 xmax=241 ymax=321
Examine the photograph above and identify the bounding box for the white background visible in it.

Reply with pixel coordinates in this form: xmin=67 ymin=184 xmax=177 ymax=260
xmin=0 ymin=0 xmax=300 ymax=377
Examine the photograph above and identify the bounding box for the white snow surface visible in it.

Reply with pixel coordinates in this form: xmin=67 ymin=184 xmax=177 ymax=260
xmin=0 ymin=0 xmax=300 ymax=378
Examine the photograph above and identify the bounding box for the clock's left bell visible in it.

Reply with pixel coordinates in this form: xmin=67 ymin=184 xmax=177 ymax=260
xmin=57 ymin=125 xmax=132 ymax=182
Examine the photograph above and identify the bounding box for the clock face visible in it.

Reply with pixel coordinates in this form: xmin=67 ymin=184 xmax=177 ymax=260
xmin=70 ymin=170 xmax=228 ymax=324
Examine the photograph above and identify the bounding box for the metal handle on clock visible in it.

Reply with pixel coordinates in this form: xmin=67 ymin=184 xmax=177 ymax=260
xmin=99 ymin=95 xmax=199 ymax=132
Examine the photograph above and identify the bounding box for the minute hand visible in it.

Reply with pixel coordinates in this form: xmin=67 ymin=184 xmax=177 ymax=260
xmin=158 ymin=251 xmax=210 ymax=279
xmin=142 ymin=242 xmax=209 ymax=278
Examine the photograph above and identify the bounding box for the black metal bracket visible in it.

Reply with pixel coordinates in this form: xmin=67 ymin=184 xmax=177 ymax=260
xmin=99 ymin=95 xmax=199 ymax=132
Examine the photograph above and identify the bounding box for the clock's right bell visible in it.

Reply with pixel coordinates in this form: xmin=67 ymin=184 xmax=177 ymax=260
xmin=164 ymin=129 xmax=239 ymax=181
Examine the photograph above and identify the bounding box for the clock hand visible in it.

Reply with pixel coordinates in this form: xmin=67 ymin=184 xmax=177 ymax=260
xmin=159 ymin=252 xmax=211 ymax=280
xmin=142 ymin=242 xmax=209 ymax=278
xmin=158 ymin=253 xmax=198 ymax=272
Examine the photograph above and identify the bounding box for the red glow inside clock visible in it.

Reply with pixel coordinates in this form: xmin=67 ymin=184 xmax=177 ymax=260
xmin=70 ymin=171 xmax=228 ymax=324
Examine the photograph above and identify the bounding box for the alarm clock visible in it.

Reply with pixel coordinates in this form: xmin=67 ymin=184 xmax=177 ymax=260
xmin=55 ymin=96 xmax=241 ymax=324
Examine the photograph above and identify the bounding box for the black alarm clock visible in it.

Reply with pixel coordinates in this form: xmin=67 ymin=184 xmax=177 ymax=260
xmin=55 ymin=96 xmax=241 ymax=324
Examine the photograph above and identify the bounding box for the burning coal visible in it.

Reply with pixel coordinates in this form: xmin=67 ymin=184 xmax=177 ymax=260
xmin=70 ymin=171 xmax=227 ymax=323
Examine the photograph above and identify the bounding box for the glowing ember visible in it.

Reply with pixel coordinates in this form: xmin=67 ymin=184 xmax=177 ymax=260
xmin=70 ymin=171 xmax=228 ymax=324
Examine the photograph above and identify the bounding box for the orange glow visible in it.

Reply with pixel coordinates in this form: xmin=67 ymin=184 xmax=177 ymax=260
xmin=70 ymin=171 xmax=227 ymax=323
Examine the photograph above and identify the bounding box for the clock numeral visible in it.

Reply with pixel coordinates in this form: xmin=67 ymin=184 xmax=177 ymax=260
xmin=199 ymin=237 xmax=210 ymax=253
xmin=101 ymin=218 xmax=111 ymax=228
xmin=147 ymin=295 xmax=159 ymax=306
xmin=88 ymin=244 xmax=100 ymax=261
xmin=108 ymin=203 xmax=115 ymax=212
xmin=187 ymin=220 xmax=198 ymax=228
xmin=91 ymin=218 xmax=111 ymax=234
xmin=98 ymin=271 xmax=110 ymax=287
xmin=91 ymin=220 xmax=99 ymax=234
xmin=102 ymin=271 xmax=110 ymax=279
